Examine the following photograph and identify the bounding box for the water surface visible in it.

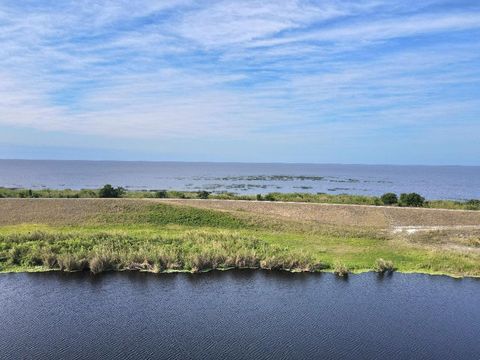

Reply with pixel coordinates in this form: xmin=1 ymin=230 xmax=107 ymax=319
xmin=0 ymin=271 xmax=478 ymax=359
xmin=1 ymin=160 xmax=479 ymax=200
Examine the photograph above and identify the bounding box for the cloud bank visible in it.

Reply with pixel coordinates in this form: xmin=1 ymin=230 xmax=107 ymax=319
xmin=0 ymin=0 xmax=479 ymax=163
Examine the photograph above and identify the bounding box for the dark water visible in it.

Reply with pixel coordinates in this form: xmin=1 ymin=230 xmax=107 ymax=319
xmin=1 ymin=159 xmax=479 ymax=200
xmin=0 ymin=271 xmax=479 ymax=360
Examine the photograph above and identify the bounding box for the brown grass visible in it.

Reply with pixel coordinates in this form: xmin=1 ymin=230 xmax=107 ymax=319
xmin=1 ymin=198 xmax=480 ymax=229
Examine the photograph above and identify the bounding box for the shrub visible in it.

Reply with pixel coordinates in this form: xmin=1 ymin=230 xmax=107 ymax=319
xmin=58 ymin=254 xmax=87 ymax=272
xmin=169 ymin=191 xmax=186 ymax=199
xmin=42 ymin=253 xmax=57 ymax=268
xmin=154 ymin=190 xmax=168 ymax=198
xmin=399 ymin=193 xmax=425 ymax=207
xmin=380 ymin=193 xmax=398 ymax=205
xmin=89 ymin=255 xmax=114 ymax=274
xmin=465 ymin=199 xmax=480 ymax=210
xmin=264 ymin=193 xmax=276 ymax=201
xmin=99 ymin=184 xmax=125 ymax=198
xmin=374 ymin=258 xmax=394 ymax=273
xmin=197 ymin=191 xmax=210 ymax=199
xmin=333 ymin=262 xmax=349 ymax=277
xmin=8 ymin=247 xmax=23 ymax=265
xmin=256 ymin=194 xmax=263 ymax=201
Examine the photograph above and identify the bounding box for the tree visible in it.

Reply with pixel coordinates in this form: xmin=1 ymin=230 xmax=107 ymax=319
xmin=399 ymin=193 xmax=424 ymax=207
xmin=155 ymin=190 xmax=167 ymax=198
xmin=197 ymin=190 xmax=210 ymax=199
xmin=264 ymin=193 xmax=275 ymax=201
xmin=99 ymin=184 xmax=125 ymax=198
xmin=380 ymin=192 xmax=398 ymax=205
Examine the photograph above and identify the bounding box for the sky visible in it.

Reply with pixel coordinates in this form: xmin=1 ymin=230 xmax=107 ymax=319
xmin=0 ymin=0 xmax=479 ymax=165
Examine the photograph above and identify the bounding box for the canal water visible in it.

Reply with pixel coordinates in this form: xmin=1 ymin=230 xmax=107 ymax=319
xmin=0 ymin=271 xmax=478 ymax=359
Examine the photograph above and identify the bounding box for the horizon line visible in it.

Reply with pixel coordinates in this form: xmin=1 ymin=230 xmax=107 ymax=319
xmin=1 ymin=158 xmax=478 ymax=168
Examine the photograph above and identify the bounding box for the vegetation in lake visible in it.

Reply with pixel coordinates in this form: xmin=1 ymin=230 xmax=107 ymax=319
xmin=0 ymin=186 xmax=479 ymax=210
xmin=0 ymin=199 xmax=479 ymax=277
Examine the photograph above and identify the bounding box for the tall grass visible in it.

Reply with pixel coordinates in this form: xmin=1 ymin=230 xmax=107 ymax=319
xmin=0 ymin=230 xmax=325 ymax=274
xmin=374 ymin=258 xmax=395 ymax=273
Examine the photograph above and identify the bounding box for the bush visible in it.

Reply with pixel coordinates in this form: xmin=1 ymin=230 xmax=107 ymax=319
xmin=374 ymin=258 xmax=394 ymax=273
xmin=399 ymin=193 xmax=425 ymax=207
xmin=99 ymin=184 xmax=125 ymax=198
xmin=197 ymin=191 xmax=210 ymax=199
xmin=89 ymin=255 xmax=114 ymax=274
xmin=333 ymin=262 xmax=349 ymax=277
xmin=465 ymin=199 xmax=480 ymax=210
xmin=154 ymin=190 xmax=167 ymax=198
xmin=380 ymin=193 xmax=398 ymax=205
xmin=58 ymin=254 xmax=87 ymax=272
xmin=256 ymin=194 xmax=263 ymax=201
xmin=264 ymin=193 xmax=276 ymax=201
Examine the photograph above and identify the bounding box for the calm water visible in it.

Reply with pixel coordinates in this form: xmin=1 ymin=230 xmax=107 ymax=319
xmin=1 ymin=159 xmax=479 ymax=200
xmin=0 ymin=271 xmax=479 ymax=359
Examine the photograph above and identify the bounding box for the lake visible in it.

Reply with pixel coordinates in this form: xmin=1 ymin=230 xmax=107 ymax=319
xmin=0 ymin=271 xmax=478 ymax=359
xmin=1 ymin=159 xmax=479 ymax=200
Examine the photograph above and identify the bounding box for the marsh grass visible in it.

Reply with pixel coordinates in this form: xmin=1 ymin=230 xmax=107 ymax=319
xmin=333 ymin=262 xmax=349 ymax=277
xmin=374 ymin=258 xmax=395 ymax=273
xmin=0 ymin=230 xmax=325 ymax=274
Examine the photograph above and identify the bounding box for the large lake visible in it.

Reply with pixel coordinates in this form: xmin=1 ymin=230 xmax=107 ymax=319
xmin=0 ymin=271 xmax=478 ymax=359
xmin=1 ymin=160 xmax=479 ymax=200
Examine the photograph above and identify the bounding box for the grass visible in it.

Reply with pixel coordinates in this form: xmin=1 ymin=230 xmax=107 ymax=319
xmin=374 ymin=258 xmax=395 ymax=273
xmin=1 ymin=187 xmax=479 ymax=210
xmin=0 ymin=199 xmax=479 ymax=277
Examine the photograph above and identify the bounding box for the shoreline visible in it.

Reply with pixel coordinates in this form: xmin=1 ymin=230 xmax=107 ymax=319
xmin=1 ymin=266 xmax=478 ymax=280
xmin=1 ymin=198 xmax=479 ymax=278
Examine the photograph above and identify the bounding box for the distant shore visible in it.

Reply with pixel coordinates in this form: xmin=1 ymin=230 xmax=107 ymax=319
xmin=1 ymin=187 xmax=479 ymax=210
xmin=0 ymin=198 xmax=479 ymax=277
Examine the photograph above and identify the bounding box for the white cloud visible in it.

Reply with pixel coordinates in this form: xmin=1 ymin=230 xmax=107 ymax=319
xmin=0 ymin=0 xmax=479 ymax=147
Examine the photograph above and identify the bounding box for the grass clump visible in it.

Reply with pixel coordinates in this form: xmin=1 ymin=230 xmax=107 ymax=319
xmin=89 ymin=255 xmax=116 ymax=274
xmin=58 ymin=254 xmax=88 ymax=272
xmin=374 ymin=258 xmax=395 ymax=273
xmin=333 ymin=262 xmax=349 ymax=277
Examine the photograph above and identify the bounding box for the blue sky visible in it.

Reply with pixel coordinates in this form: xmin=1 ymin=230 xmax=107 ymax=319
xmin=0 ymin=0 xmax=479 ymax=164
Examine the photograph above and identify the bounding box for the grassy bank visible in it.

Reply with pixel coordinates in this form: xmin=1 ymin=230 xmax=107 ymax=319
xmin=1 ymin=187 xmax=479 ymax=210
xmin=0 ymin=199 xmax=479 ymax=277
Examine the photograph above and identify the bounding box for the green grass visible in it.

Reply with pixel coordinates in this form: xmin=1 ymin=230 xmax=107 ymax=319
xmin=0 ymin=201 xmax=478 ymax=277
xmin=1 ymin=187 xmax=479 ymax=210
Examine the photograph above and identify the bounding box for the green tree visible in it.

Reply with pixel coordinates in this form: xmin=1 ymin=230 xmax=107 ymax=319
xmin=264 ymin=193 xmax=276 ymax=201
xmin=155 ymin=190 xmax=168 ymax=198
xmin=399 ymin=193 xmax=424 ymax=207
xmin=99 ymin=184 xmax=125 ymax=198
xmin=380 ymin=193 xmax=398 ymax=205
xmin=197 ymin=191 xmax=210 ymax=199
